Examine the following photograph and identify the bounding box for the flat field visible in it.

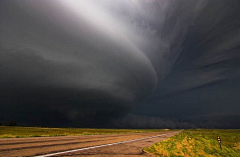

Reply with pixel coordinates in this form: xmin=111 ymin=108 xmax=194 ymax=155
xmin=0 ymin=126 xmax=171 ymax=138
xmin=144 ymin=129 xmax=240 ymax=157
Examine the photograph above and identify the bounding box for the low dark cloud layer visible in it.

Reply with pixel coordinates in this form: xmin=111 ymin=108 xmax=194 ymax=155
xmin=0 ymin=0 xmax=240 ymax=128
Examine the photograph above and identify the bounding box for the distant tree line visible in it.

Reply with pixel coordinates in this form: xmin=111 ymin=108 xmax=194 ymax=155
xmin=0 ymin=121 xmax=17 ymax=126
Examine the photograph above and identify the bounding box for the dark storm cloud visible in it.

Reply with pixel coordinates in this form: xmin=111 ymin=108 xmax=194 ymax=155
xmin=134 ymin=0 xmax=240 ymax=128
xmin=0 ymin=0 xmax=240 ymax=128
xmin=0 ymin=0 xmax=158 ymax=126
xmin=109 ymin=114 xmax=195 ymax=129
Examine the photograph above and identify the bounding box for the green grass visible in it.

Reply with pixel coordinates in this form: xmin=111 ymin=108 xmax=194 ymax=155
xmin=144 ymin=129 xmax=240 ymax=157
xmin=0 ymin=126 xmax=171 ymax=138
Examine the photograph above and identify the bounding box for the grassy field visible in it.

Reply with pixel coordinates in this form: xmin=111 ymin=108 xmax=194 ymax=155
xmin=144 ymin=129 xmax=240 ymax=157
xmin=0 ymin=126 xmax=171 ymax=138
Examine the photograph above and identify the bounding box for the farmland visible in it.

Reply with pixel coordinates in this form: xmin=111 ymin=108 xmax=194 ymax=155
xmin=144 ymin=129 xmax=240 ymax=157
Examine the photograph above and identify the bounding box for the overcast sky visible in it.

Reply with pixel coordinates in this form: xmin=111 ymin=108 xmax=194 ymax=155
xmin=0 ymin=0 xmax=240 ymax=128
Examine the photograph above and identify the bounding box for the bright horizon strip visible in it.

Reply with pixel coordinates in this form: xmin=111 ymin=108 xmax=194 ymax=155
xmin=34 ymin=132 xmax=178 ymax=157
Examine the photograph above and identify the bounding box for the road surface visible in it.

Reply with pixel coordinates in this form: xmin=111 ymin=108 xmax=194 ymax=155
xmin=0 ymin=130 xmax=181 ymax=157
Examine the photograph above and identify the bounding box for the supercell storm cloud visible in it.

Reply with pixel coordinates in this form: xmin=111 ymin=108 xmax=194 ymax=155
xmin=0 ymin=0 xmax=240 ymax=128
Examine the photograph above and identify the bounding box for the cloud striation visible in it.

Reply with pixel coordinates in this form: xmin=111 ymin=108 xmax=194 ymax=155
xmin=0 ymin=0 xmax=240 ymax=128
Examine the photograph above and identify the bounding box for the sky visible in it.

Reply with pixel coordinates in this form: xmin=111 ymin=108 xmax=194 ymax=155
xmin=0 ymin=0 xmax=240 ymax=128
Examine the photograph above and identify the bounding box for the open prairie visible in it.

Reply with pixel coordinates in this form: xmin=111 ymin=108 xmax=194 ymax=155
xmin=0 ymin=126 xmax=172 ymax=138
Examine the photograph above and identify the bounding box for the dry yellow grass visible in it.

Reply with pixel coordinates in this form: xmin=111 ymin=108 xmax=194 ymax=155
xmin=144 ymin=129 xmax=240 ymax=157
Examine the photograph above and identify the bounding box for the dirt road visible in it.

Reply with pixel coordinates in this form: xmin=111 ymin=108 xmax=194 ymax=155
xmin=0 ymin=131 xmax=181 ymax=157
